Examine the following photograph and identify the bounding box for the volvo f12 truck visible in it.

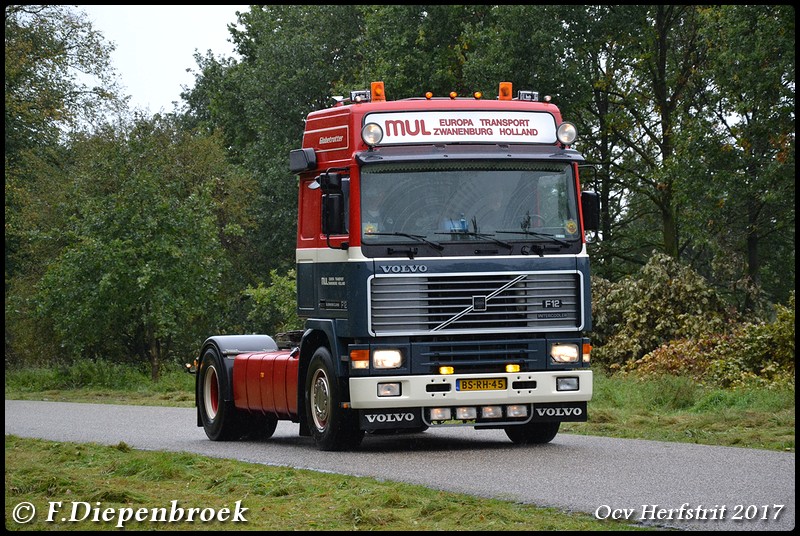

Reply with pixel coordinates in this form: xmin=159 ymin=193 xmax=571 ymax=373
xmin=191 ymin=81 xmax=599 ymax=451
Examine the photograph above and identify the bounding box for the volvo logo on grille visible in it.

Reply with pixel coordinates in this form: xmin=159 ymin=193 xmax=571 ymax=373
xmin=473 ymin=296 xmax=487 ymax=311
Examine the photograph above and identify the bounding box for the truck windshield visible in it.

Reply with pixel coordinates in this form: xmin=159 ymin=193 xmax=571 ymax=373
xmin=360 ymin=161 xmax=581 ymax=247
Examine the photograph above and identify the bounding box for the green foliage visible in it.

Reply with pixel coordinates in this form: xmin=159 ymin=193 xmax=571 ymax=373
xmin=4 ymin=5 xmax=120 ymax=156
xmin=243 ymin=269 xmax=302 ymax=335
xmin=4 ymin=361 xmax=192 ymax=392
xmin=591 ymin=252 xmax=733 ymax=367
xmin=621 ymin=292 xmax=794 ymax=389
xmin=10 ymin=115 xmax=253 ymax=379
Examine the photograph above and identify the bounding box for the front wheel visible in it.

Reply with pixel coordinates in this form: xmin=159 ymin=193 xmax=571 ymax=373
xmin=198 ymin=347 xmax=244 ymax=441
xmin=305 ymin=347 xmax=364 ymax=451
xmin=504 ymin=421 xmax=560 ymax=445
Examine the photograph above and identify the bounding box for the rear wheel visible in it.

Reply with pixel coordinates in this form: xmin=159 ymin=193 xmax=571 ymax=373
xmin=504 ymin=421 xmax=560 ymax=445
xmin=305 ymin=346 xmax=364 ymax=451
xmin=198 ymin=347 xmax=244 ymax=441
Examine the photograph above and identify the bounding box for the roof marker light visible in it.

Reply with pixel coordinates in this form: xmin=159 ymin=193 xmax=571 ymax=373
xmin=499 ymin=82 xmax=513 ymax=101
xmin=371 ymin=81 xmax=386 ymax=102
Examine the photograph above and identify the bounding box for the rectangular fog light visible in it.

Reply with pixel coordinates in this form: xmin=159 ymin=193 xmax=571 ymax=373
xmin=506 ymin=404 xmax=528 ymax=417
xmin=481 ymin=406 xmax=503 ymax=419
xmin=377 ymin=382 xmax=401 ymax=397
xmin=430 ymin=407 xmax=452 ymax=421
xmin=456 ymin=407 xmax=477 ymax=420
xmin=556 ymin=377 xmax=579 ymax=391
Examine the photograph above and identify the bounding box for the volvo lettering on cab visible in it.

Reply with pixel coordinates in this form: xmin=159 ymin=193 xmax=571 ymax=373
xmin=189 ymin=82 xmax=599 ymax=451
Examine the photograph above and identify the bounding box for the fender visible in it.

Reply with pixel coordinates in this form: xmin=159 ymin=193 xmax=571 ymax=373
xmin=296 ymin=319 xmax=351 ymax=435
xmin=300 ymin=319 xmax=348 ymax=376
xmin=198 ymin=335 xmax=278 ymax=403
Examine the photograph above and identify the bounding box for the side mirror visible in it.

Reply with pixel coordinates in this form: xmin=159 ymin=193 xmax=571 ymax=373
xmin=289 ymin=148 xmax=316 ymax=173
xmin=581 ymin=191 xmax=600 ymax=232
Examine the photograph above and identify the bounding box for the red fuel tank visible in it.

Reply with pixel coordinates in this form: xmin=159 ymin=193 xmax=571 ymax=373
xmin=232 ymin=350 xmax=299 ymax=419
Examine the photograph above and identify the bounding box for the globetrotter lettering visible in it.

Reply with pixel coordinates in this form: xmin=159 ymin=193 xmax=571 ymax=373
xmin=379 ymin=265 xmax=428 ymax=273
xmin=535 ymin=407 xmax=583 ymax=417
xmin=319 ymin=135 xmax=344 ymax=144
xmin=364 ymin=413 xmax=416 ymax=423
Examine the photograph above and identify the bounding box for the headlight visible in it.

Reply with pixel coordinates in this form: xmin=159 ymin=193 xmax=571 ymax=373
xmin=373 ymin=349 xmax=403 ymax=369
xmin=362 ymin=123 xmax=383 ymax=146
xmin=551 ymin=343 xmax=579 ymax=363
xmin=557 ymin=122 xmax=577 ymax=145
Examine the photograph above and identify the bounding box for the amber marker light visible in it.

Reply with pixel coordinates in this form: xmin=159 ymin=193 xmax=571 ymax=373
xmin=505 ymin=364 xmax=520 ymax=373
xmin=350 ymin=349 xmax=370 ymax=369
xmin=439 ymin=366 xmax=455 ymax=375
xmin=425 ymin=91 xmax=433 ymax=100
xmin=371 ymin=81 xmax=386 ymax=102
xmin=449 ymin=91 xmax=458 ymax=99
xmin=582 ymin=343 xmax=592 ymax=363
xmin=498 ymin=81 xmax=513 ymax=101
xmin=473 ymin=91 xmax=483 ymax=99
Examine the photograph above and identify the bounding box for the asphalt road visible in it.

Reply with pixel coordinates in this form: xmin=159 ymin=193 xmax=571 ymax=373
xmin=5 ymin=400 xmax=795 ymax=531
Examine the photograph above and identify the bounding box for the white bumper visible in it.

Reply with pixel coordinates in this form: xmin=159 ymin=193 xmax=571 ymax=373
xmin=349 ymin=370 xmax=592 ymax=409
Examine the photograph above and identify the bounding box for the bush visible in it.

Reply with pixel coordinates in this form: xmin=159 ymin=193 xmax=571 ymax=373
xmin=591 ymin=253 xmax=734 ymax=368
xmin=621 ymin=292 xmax=795 ymax=389
xmin=243 ymin=269 xmax=302 ymax=335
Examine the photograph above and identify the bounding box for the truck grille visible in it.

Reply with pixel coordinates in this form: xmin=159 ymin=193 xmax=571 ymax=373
xmin=369 ymin=271 xmax=582 ymax=336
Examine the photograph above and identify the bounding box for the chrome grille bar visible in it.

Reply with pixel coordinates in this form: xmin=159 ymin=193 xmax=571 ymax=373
xmin=369 ymin=271 xmax=582 ymax=336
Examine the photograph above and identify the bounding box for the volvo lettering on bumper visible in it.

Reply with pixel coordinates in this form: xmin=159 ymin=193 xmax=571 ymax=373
xmin=359 ymin=408 xmax=422 ymax=430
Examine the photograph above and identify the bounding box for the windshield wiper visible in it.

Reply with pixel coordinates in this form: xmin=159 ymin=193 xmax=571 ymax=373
xmin=434 ymin=231 xmax=513 ymax=250
xmin=366 ymin=232 xmax=444 ymax=251
xmin=496 ymin=229 xmax=571 ymax=247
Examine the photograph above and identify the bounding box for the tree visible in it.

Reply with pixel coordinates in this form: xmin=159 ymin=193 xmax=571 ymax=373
xmin=29 ymin=116 xmax=253 ymax=380
xmin=5 ymin=5 xmax=122 ymax=361
xmin=4 ymin=5 xmax=120 ymax=157
xmin=184 ymin=5 xmax=366 ymax=275
xmin=680 ymin=5 xmax=795 ymax=310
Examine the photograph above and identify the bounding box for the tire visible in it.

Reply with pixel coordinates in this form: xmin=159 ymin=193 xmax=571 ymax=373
xmin=504 ymin=421 xmax=560 ymax=445
xmin=198 ymin=347 xmax=245 ymax=441
xmin=244 ymin=413 xmax=279 ymax=440
xmin=305 ymin=346 xmax=364 ymax=451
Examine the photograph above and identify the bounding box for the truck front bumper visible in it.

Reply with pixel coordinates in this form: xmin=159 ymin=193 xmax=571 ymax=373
xmin=349 ymin=369 xmax=592 ymax=409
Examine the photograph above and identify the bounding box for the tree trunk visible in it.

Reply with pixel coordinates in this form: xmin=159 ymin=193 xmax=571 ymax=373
xmin=149 ymin=337 xmax=161 ymax=382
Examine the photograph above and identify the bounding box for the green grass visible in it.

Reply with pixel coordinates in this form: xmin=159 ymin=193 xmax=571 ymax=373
xmin=5 ymin=435 xmax=649 ymax=531
xmin=561 ymin=371 xmax=795 ymax=452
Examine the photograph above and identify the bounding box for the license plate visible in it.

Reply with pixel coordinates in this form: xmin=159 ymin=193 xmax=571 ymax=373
xmin=456 ymin=378 xmax=507 ymax=391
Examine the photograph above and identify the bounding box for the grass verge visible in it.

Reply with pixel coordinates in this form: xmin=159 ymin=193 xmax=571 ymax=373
xmin=5 ymin=435 xmax=649 ymax=531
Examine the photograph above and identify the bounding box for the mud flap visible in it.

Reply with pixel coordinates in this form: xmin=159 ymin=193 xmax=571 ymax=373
xmin=530 ymin=402 xmax=587 ymax=422
xmin=359 ymin=408 xmax=423 ymax=431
